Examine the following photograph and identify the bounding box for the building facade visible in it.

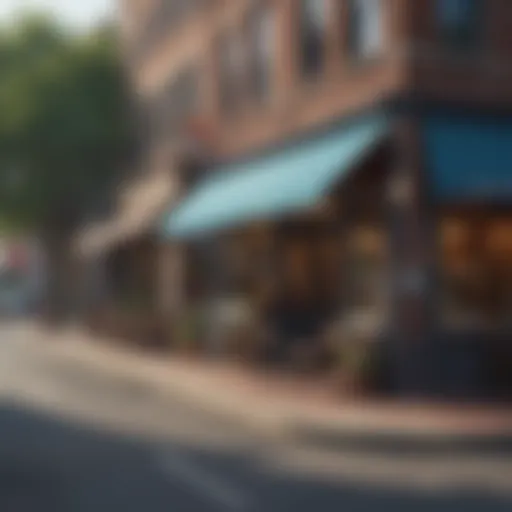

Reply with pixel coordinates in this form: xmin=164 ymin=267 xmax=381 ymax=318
xmin=102 ymin=0 xmax=512 ymax=396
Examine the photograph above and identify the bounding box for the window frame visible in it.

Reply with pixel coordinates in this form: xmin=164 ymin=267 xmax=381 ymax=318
xmin=436 ymin=0 xmax=484 ymax=52
xmin=344 ymin=0 xmax=385 ymax=64
xmin=217 ymin=29 xmax=246 ymax=115
xmin=438 ymin=212 xmax=512 ymax=332
xmin=298 ymin=0 xmax=330 ymax=79
xmin=247 ymin=3 xmax=276 ymax=104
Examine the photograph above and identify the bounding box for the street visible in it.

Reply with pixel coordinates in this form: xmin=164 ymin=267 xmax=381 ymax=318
xmin=0 ymin=322 xmax=510 ymax=511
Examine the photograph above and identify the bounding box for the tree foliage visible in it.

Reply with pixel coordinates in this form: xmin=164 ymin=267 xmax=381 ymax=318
xmin=0 ymin=14 xmax=132 ymax=233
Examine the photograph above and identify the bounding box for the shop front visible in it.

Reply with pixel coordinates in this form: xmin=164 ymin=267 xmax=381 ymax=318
xmin=76 ymin=169 xmax=176 ymax=348
xmin=161 ymin=110 xmax=512 ymax=398
xmin=424 ymin=114 xmax=512 ymax=398
xmin=162 ymin=114 xmax=392 ymax=381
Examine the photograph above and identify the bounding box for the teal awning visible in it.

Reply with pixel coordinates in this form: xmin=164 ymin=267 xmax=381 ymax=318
xmin=162 ymin=115 xmax=388 ymax=239
xmin=424 ymin=116 xmax=512 ymax=201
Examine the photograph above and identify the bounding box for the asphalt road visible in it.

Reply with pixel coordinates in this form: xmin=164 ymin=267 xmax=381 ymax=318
xmin=0 ymin=321 xmax=510 ymax=511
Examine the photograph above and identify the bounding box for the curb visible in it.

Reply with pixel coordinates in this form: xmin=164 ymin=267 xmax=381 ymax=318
xmin=286 ymin=422 xmax=512 ymax=457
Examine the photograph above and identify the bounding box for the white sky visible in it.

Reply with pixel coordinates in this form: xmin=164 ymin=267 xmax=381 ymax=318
xmin=0 ymin=0 xmax=115 ymax=30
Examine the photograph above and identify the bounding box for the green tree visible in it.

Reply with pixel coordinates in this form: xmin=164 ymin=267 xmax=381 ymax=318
xmin=0 ymin=14 xmax=132 ymax=320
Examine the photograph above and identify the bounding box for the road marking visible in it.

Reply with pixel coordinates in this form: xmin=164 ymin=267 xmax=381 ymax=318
xmin=158 ymin=449 xmax=254 ymax=511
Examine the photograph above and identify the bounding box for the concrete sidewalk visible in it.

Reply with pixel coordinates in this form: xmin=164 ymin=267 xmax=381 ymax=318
xmin=20 ymin=321 xmax=512 ymax=456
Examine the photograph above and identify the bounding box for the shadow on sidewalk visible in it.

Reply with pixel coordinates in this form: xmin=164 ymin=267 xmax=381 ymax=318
xmin=0 ymin=398 xmax=510 ymax=511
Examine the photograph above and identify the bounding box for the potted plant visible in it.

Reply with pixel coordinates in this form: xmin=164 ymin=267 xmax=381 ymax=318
xmin=326 ymin=320 xmax=381 ymax=396
xmin=173 ymin=303 xmax=205 ymax=355
xmin=336 ymin=340 xmax=374 ymax=395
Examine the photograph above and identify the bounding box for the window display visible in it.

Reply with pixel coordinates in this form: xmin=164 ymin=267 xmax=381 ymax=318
xmin=440 ymin=215 xmax=512 ymax=329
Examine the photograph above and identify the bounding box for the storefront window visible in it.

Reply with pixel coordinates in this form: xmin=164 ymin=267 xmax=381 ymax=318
xmin=439 ymin=215 xmax=512 ymax=330
xmin=318 ymin=235 xmax=344 ymax=300
xmin=284 ymin=240 xmax=312 ymax=296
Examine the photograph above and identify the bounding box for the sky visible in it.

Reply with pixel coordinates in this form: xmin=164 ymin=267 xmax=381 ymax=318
xmin=0 ymin=0 xmax=115 ymax=30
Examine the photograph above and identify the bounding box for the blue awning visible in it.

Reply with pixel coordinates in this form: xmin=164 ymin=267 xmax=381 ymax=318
xmin=162 ymin=115 xmax=388 ymax=239
xmin=424 ymin=116 xmax=512 ymax=201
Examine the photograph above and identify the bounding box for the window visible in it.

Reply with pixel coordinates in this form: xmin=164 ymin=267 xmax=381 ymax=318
xmin=299 ymin=0 xmax=329 ymax=77
xmin=437 ymin=0 xmax=482 ymax=50
xmin=346 ymin=0 xmax=384 ymax=60
xmin=147 ymin=67 xmax=199 ymax=149
xmin=439 ymin=215 xmax=512 ymax=330
xmin=134 ymin=0 xmax=209 ymax=63
xmin=219 ymin=31 xmax=245 ymax=113
xmin=248 ymin=5 xmax=275 ymax=102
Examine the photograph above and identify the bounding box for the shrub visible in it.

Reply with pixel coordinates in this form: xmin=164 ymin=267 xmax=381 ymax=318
xmin=173 ymin=304 xmax=206 ymax=353
xmin=330 ymin=333 xmax=384 ymax=395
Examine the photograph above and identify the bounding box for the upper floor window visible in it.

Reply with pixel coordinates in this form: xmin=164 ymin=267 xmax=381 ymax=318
xmin=132 ymin=0 xmax=213 ymax=64
xmin=219 ymin=31 xmax=245 ymax=113
xmin=299 ymin=0 xmax=329 ymax=77
xmin=148 ymin=67 xmax=199 ymax=147
xmin=248 ymin=5 xmax=275 ymax=102
xmin=437 ymin=0 xmax=482 ymax=50
xmin=346 ymin=0 xmax=384 ymax=61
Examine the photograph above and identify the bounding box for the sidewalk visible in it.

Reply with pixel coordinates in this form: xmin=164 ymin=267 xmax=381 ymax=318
xmin=25 ymin=322 xmax=512 ymax=456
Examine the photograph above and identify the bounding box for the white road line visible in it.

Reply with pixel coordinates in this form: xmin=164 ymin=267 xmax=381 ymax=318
xmin=158 ymin=449 xmax=254 ymax=511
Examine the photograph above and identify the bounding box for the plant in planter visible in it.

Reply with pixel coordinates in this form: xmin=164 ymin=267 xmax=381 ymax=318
xmin=173 ymin=304 xmax=205 ymax=354
xmin=326 ymin=326 xmax=382 ymax=396
xmin=225 ymin=300 xmax=259 ymax=361
xmin=324 ymin=310 xmax=388 ymax=396
xmin=335 ymin=340 xmax=373 ymax=395
xmin=204 ymin=297 xmax=258 ymax=360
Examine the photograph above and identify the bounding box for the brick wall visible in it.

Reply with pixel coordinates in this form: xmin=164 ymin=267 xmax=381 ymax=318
xmin=404 ymin=0 xmax=512 ymax=107
xmin=127 ymin=0 xmax=512 ymax=164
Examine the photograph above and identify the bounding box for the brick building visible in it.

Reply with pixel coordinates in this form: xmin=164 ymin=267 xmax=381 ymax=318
xmin=82 ymin=0 xmax=512 ymax=396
